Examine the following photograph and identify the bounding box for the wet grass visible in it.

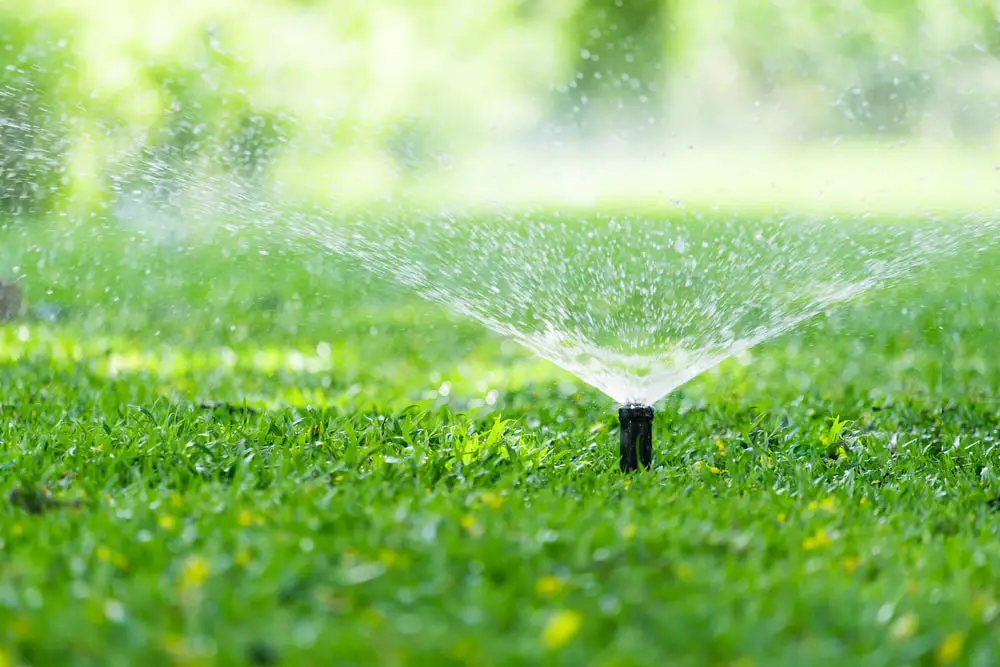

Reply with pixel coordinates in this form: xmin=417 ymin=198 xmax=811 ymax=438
xmin=2 ymin=217 xmax=1000 ymax=666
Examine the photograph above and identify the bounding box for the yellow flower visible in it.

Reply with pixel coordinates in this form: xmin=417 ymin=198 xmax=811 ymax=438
xmin=715 ymin=439 xmax=727 ymax=456
xmin=379 ymin=549 xmax=399 ymax=567
xmin=935 ymin=632 xmax=964 ymax=665
xmin=708 ymin=466 xmax=722 ymax=474
xmin=10 ymin=617 xmax=30 ymax=639
xmin=807 ymin=498 xmax=837 ymax=512
xmin=542 ymin=610 xmax=582 ymax=649
xmin=968 ymin=592 xmax=998 ymax=622
xmin=536 ymin=576 xmax=563 ymax=597
xmin=889 ymin=613 xmax=918 ymax=641
xmin=777 ymin=513 xmax=787 ymax=524
xmin=180 ymin=556 xmax=210 ymax=588
xmin=859 ymin=497 xmax=867 ymax=505
xmin=842 ymin=557 xmax=861 ymax=574
xmin=481 ymin=492 xmax=504 ymax=510
xmin=163 ymin=633 xmax=191 ymax=660
xmin=96 ymin=545 xmax=112 ymax=562
xmin=460 ymin=515 xmax=482 ymax=537
xmin=238 ymin=511 xmax=254 ymax=528
xmin=234 ymin=549 xmax=252 ymax=567
xmin=802 ymin=529 xmax=832 ymax=551
xmin=158 ymin=515 xmax=176 ymax=530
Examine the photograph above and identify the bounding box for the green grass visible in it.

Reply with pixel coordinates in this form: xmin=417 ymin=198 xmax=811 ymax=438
xmin=2 ymin=215 xmax=1000 ymax=666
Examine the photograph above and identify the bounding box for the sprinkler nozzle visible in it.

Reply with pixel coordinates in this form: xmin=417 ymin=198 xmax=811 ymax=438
xmin=619 ymin=404 xmax=654 ymax=473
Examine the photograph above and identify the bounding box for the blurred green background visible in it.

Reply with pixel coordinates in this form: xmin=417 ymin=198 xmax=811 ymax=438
xmin=3 ymin=0 xmax=1000 ymax=218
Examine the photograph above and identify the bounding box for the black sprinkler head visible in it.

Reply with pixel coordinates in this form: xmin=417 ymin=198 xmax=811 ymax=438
xmin=619 ymin=404 xmax=654 ymax=473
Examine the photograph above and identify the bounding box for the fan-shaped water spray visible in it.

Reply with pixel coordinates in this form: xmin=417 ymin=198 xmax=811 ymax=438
xmin=66 ymin=133 xmax=1000 ymax=470
xmin=181 ymin=193 xmax=994 ymax=469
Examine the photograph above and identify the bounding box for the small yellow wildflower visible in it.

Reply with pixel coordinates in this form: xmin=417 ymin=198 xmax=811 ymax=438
xmin=10 ymin=617 xmax=30 ymax=638
xmin=180 ymin=556 xmax=210 ymax=588
xmin=802 ymin=529 xmax=833 ymax=551
xmin=934 ymin=632 xmax=964 ymax=665
xmin=841 ymin=557 xmax=861 ymax=574
xmin=860 ymin=497 xmax=867 ymax=505
xmin=536 ymin=576 xmax=563 ymax=597
xmin=889 ymin=613 xmax=918 ymax=641
xmin=481 ymin=491 xmax=504 ymax=510
xmin=158 ymin=515 xmax=176 ymax=530
xmin=968 ymin=592 xmax=998 ymax=622
xmin=163 ymin=634 xmax=191 ymax=660
xmin=694 ymin=461 xmax=703 ymax=471
xmin=715 ymin=439 xmax=727 ymax=456
xmin=234 ymin=549 xmax=252 ymax=567
xmin=777 ymin=513 xmax=787 ymax=524
xmin=460 ymin=515 xmax=481 ymax=536
xmin=807 ymin=498 xmax=837 ymax=512
xmin=96 ymin=545 xmax=112 ymax=562
xmin=379 ymin=549 xmax=398 ymax=567
xmin=542 ymin=610 xmax=582 ymax=649
xmin=623 ymin=479 xmax=631 ymax=488
xmin=708 ymin=466 xmax=722 ymax=474
xmin=238 ymin=511 xmax=254 ymax=528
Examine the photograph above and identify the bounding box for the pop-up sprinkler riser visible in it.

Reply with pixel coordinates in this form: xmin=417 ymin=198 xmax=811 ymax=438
xmin=619 ymin=403 xmax=654 ymax=472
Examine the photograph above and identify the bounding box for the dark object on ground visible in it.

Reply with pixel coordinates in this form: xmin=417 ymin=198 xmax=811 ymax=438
xmin=246 ymin=641 xmax=280 ymax=666
xmin=198 ymin=402 xmax=260 ymax=416
xmin=9 ymin=487 xmax=82 ymax=515
xmin=619 ymin=404 xmax=654 ymax=473
xmin=0 ymin=279 xmax=23 ymax=322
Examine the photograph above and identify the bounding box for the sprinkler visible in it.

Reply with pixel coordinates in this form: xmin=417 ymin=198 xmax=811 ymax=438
xmin=619 ymin=404 xmax=654 ymax=473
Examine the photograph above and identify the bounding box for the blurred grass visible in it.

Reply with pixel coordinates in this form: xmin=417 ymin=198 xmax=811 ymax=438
xmin=410 ymin=142 xmax=1000 ymax=216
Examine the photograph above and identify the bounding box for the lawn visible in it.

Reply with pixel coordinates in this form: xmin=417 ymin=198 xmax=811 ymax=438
xmin=2 ymin=213 xmax=1000 ymax=666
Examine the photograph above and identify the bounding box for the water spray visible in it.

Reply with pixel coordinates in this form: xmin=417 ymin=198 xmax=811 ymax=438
xmin=618 ymin=404 xmax=654 ymax=472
